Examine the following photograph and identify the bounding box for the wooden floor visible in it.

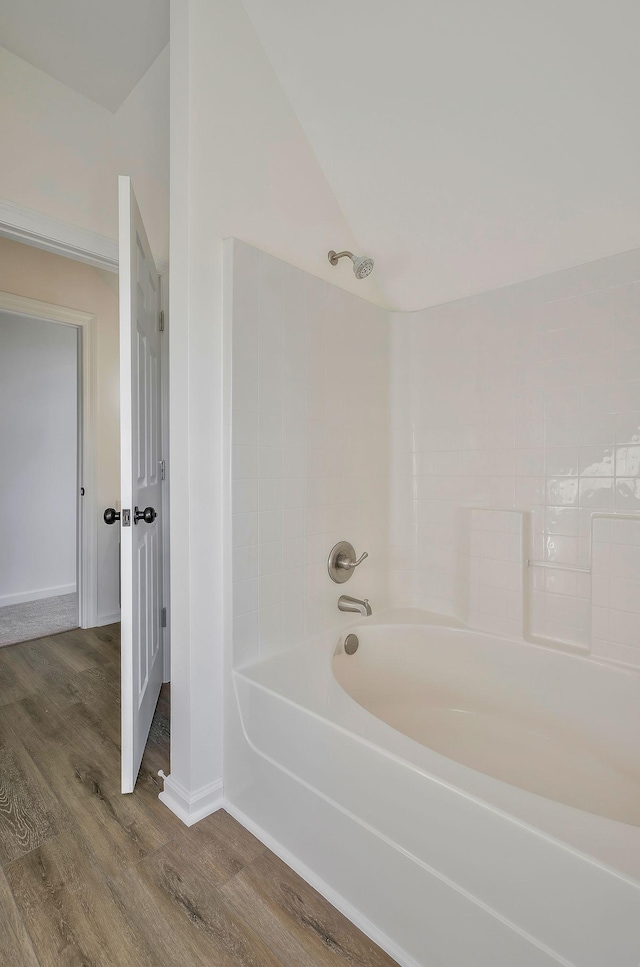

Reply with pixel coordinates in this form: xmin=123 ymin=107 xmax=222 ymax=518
xmin=0 ymin=625 xmax=397 ymax=966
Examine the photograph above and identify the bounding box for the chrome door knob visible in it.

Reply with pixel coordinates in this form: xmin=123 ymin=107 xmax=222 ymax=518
xmin=134 ymin=506 xmax=157 ymax=525
xmin=103 ymin=508 xmax=120 ymax=525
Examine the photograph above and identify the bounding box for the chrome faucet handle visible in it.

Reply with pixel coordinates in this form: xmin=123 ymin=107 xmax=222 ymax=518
xmin=328 ymin=542 xmax=369 ymax=584
xmin=338 ymin=551 xmax=368 ymax=570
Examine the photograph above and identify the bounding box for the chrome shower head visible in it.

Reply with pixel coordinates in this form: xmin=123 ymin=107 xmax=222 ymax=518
xmin=328 ymin=250 xmax=374 ymax=279
xmin=352 ymin=254 xmax=374 ymax=279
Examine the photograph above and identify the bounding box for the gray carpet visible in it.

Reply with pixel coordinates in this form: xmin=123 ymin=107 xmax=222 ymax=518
xmin=0 ymin=593 xmax=79 ymax=646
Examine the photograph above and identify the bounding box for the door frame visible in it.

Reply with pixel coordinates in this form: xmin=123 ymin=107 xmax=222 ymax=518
xmin=0 ymin=206 xmax=171 ymax=665
xmin=159 ymin=274 xmax=171 ymax=682
xmin=0 ymin=201 xmax=171 ymax=660
xmin=0 ymin=289 xmax=98 ymax=628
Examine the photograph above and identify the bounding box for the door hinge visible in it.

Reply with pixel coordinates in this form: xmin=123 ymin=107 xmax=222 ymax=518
xmin=122 ymin=509 xmax=131 ymax=527
xmin=160 ymin=459 xmax=165 ymax=480
xmin=160 ymin=607 xmax=167 ymax=628
xmin=158 ymin=309 xmax=165 ymax=332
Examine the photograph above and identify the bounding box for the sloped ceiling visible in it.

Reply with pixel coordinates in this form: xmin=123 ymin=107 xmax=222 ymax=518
xmin=242 ymin=0 xmax=640 ymax=309
xmin=0 ymin=0 xmax=169 ymax=111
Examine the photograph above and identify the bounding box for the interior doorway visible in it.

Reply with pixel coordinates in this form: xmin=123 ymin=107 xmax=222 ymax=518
xmin=0 ymin=295 xmax=97 ymax=645
xmin=0 ymin=208 xmax=171 ymax=792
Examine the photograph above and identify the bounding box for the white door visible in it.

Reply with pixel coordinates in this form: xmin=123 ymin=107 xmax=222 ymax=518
xmin=118 ymin=176 xmax=163 ymax=793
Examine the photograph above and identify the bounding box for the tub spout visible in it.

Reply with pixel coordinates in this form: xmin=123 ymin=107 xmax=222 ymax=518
xmin=338 ymin=595 xmax=372 ymax=617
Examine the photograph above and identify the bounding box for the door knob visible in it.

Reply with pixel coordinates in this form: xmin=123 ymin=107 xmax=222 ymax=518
xmin=103 ymin=508 xmax=120 ymax=525
xmin=134 ymin=506 xmax=157 ymax=525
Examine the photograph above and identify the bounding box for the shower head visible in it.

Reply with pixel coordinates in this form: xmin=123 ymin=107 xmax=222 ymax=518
xmin=328 ymin=250 xmax=374 ymax=280
xmin=352 ymin=254 xmax=375 ymax=279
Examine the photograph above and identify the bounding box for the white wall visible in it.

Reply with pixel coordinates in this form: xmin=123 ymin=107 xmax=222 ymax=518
xmin=389 ymin=248 xmax=640 ymax=665
xmin=230 ymin=241 xmax=389 ymax=668
xmin=0 ymin=237 xmax=121 ymax=625
xmin=242 ymin=1 xmax=640 ymax=311
xmin=0 ymin=312 xmax=77 ymax=604
xmin=0 ymin=43 xmax=169 ymax=263
xmin=168 ymin=0 xmax=384 ymax=813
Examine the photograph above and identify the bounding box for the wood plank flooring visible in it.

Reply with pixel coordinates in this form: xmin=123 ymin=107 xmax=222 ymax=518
xmin=0 ymin=626 xmax=398 ymax=966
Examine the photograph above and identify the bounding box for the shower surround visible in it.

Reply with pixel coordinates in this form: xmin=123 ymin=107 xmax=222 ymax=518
xmin=231 ymin=238 xmax=640 ymax=666
xmin=229 ymin=239 xmax=389 ymax=667
xmin=226 ymin=239 xmax=640 ymax=966
xmin=389 ymin=250 xmax=640 ymax=664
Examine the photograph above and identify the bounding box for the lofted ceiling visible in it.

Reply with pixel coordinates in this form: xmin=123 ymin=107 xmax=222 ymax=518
xmin=0 ymin=0 xmax=169 ymax=111
xmin=242 ymin=0 xmax=640 ymax=309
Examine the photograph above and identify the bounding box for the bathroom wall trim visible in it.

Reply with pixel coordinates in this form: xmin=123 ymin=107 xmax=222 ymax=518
xmin=0 ymin=197 xmax=169 ymax=275
xmin=0 ymin=197 xmax=119 ymax=273
xmin=95 ymin=611 xmax=122 ymax=628
xmin=158 ymin=774 xmax=224 ymax=827
xmin=0 ymin=584 xmax=77 ymax=607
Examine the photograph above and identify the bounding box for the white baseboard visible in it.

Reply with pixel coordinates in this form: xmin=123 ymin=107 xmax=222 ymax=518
xmin=158 ymin=774 xmax=224 ymax=827
xmin=0 ymin=584 xmax=76 ymax=607
xmin=223 ymin=801 xmax=420 ymax=967
xmin=93 ymin=612 xmax=121 ymax=628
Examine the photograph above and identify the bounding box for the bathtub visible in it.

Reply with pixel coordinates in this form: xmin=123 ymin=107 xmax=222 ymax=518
xmin=228 ymin=609 xmax=640 ymax=967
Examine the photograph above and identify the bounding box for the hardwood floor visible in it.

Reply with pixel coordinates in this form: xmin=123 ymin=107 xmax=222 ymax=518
xmin=0 ymin=626 xmax=398 ymax=966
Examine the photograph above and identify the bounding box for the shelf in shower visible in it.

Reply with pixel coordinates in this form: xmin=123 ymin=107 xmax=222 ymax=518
xmin=526 ymin=559 xmax=591 ymax=574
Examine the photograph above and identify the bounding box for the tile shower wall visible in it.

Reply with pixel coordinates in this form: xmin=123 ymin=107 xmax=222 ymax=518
xmin=591 ymin=516 xmax=640 ymax=667
xmin=390 ymin=251 xmax=640 ymax=661
xmin=464 ymin=508 xmax=525 ymax=641
xmin=231 ymin=240 xmax=389 ymax=666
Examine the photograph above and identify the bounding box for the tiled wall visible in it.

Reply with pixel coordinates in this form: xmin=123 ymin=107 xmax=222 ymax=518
xmin=231 ymin=240 xmax=389 ymax=667
xmin=463 ymin=509 xmax=525 ymax=640
xmin=231 ymin=240 xmax=640 ymax=668
xmin=389 ymin=252 xmax=640 ymax=661
xmin=591 ymin=516 xmax=640 ymax=667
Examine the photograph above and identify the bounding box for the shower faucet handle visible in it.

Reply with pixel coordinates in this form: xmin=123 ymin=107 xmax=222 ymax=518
xmin=340 ymin=551 xmax=369 ymax=570
xmin=327 ymin=542 xmax=369 ymax=584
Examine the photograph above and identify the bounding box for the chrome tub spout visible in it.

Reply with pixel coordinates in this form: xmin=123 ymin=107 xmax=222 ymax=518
xmin=338 ymin=595 xmax=372 ymax=617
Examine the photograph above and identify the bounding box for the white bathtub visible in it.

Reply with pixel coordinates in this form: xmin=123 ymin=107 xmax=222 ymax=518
xmin=229 ymin=610 xmax=640 ymax=967
xmin=334 ymin=618 xmax=640 ymax=828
